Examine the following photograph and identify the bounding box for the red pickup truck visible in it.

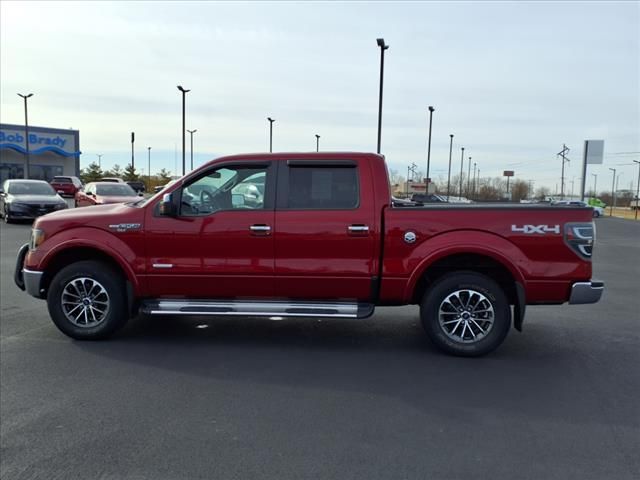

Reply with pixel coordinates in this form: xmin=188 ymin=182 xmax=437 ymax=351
xmin=15 ymin=152 xmax=603 ymax=356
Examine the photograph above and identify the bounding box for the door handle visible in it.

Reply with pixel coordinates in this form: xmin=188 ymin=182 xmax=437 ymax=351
xmin=348 ymin=225 xmax=369 ymax=233
xmin=250 ymin=224 xmax=271 ymax=233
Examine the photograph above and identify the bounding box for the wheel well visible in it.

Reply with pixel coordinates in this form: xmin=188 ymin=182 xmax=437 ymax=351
xmin=412 ymin=253 xmax=518 ymax=305
xmin=41 ymin=247 xmax=128 ymax=295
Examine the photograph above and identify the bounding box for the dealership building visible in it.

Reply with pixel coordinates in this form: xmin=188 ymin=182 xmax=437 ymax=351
xmin=0 ymin=123 xmax=81 ymax=184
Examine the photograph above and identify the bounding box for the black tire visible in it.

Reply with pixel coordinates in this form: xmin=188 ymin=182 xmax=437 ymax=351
xmin=47 ymin=260 xmax=129 ymax=340
xmin=3 ymin=205 xmax=12 ymax=223
xmin=420 ymin=271 xmax=511 ymax=357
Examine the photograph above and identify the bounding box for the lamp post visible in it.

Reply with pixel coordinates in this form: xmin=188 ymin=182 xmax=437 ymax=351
xmin=147 ymin=147 xmax=151 ymax=190
xmin=446 ymin=134 xmax=454 ymax=201
xmin=267 ymin=117 xmax=275 ymax=152
xmin=17 ymin=93 xmax=33 ymax=179
xmin=376 ymin=38 xmax=389 ymax=154
xmin=634 ymin=160 xmax=640 ymax=220
xmin=608 ymin=168 xmax=616 ymax=216
xmin=473 ymin=162 xmax=477 ymax=199
xmin=591 ymin=173 xmax=597 ymax=197
xmin=187 ymin=129 xmax=197 ymax=170
xmin=459 ymin=147 xmax=465 ymax=197
xmin=97 ymin=154 xmax=103 ymax=168
xmin=467 ymin=156 xmax=472 ymax=197
xmin=177 ymin=85 xmax=190 ymax=175
xmin=131 ymin=131 xmax=135 ymax=170
xmin=426 ymin=106 xmax=435 ymax=192
xmin=315 ymin=134 xmax=320 ymax=152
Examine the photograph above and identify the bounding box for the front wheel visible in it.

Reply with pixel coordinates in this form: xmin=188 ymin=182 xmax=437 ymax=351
xmin=420 ymin=272 xmax=511 ymax=356
xmin=47 ymin=260 xmax=129 ymax=340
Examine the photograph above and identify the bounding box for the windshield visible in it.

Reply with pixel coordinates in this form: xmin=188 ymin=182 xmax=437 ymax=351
xmin=95 ymin=184 xmax=136 ymax=196
xmin=8 ymin=182 xmax=56 ymax=195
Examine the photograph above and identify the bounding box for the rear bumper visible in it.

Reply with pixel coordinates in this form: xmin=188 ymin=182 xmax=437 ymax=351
xmin=569 ymin=280 xmax=604 ymax=304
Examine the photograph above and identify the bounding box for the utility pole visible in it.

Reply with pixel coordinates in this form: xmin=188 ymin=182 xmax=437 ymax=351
xmin=406 ymin=162 xmax=418 ymax=198
xmin=558 ymin=144 xmax=570 ymax=199
xmin=472 ymin=162 xmax=477 ymax=200
xmin=467 ymin=156 xmax=472 ymax=197
xmin=18 ymin=93 xmax=34 ymax=179
xmin=376 ymin=38 xmax=389 ymax=154
xmin=177 ymin=85 xmax=190 ymax=175
xmin=315 ymin=134 xmax=320 ymax=152
xmin=131 ymin=132 xmax=135 ymax=170
xmin=267 ymin=117 xmax=275 ymax=152
xmin=97 ymin=154 xmax=103 ymax=168
xmin=187 ymin=129 xmax=197 ymax=170
xmin=634 ymin=160 xmax=640 ymax=220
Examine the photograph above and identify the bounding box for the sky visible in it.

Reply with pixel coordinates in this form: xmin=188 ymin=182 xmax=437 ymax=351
xmin=1 ymin=1 xmax=639 ymax=193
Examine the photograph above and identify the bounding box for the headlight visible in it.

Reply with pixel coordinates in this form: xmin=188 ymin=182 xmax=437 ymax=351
xmin=54 ymin=203 xmax=68 ymax=210
xmin=8 ymin=202 xmax=28 ymax=211
xmin=29 ymin=228 xmax=46 ymax=251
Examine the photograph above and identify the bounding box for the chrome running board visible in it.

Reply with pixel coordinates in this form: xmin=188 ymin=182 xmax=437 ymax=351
xmin=141 ymin=300 xmax=375 ymax=319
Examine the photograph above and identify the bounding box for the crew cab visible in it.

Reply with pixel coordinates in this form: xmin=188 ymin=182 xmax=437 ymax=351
xmin=14 ymin=153 xmax=603 ymax=356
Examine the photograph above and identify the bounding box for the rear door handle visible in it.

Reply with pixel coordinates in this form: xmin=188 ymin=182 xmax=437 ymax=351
xmin=250 ymin=224 xmax=271 ymax=234
xmin=348 ymin=225 xmax=369 ymax=233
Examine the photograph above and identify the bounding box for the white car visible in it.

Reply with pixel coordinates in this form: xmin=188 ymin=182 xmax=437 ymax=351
xmin=553 ymin=200 xmax=604 ymax=217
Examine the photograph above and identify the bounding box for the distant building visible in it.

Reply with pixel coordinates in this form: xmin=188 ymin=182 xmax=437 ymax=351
xmin=0 ymin=123 xmax=81 ymax=184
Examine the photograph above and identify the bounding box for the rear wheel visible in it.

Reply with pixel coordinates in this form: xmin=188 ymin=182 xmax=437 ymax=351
xmin=420 ymin=271 xmax=511 ymax=356
xmin=47 ymin=260 xmax=129 ymax=340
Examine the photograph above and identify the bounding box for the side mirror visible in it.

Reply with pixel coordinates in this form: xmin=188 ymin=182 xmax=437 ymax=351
xmin=159 ymin=193 xmax=176 ymax=217
xmin=87 ymin=191 xmax=95 ymax=196
xmin=231 ymin=194 xmax=245 ymax=207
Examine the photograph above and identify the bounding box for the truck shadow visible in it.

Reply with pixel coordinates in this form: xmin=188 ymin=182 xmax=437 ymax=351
xmin=70 ymin=307 xmax=637 ymax=430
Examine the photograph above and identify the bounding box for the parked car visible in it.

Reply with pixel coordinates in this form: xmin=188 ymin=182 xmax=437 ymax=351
xmin=15 ymin=152 xmax=603 ymax=357
xmin=50 ymin=176 xmax=83 ymax=198
xmin=411 ymin=193 xmax=447 ymax=203
xmin=153 ymin=179 xmax=178 ymax=194
xmin=99 ymin=177 xmax=125 ymax=183
xmin=0 ymin=179 xmax=67 ymax=223
xmin=552 ymin=200 xmax=604 ymax=217
xmin=587 ymin=197 xmax=606 ymax=209
xmin=126 ymin=180 xmax=146 ymax=193
xmin=75 ymin=182 xmax=141 ymax=207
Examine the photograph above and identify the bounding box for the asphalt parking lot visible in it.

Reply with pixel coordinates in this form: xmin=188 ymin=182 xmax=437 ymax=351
xmin=1 ymin=218 xmax=638 ymax=480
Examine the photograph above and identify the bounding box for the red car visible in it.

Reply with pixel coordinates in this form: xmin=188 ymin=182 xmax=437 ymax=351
xmin=75 ymin=182 xmax=140 ymax=207
xmin=50 ymin=176 xmax=83 ymax=198
xmin=16 ymin=152 xmax=602 ymax=356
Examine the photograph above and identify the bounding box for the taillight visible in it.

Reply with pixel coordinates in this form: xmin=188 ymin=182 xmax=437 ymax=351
xmin=565 ymin=222 xmax=595 ymax=259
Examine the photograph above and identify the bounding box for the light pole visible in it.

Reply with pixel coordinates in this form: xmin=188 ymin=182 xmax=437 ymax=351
xmin=459 ymin=147 xmax=465 ymax=197
xmin=608 ymin=168 xmax=616 ymax=216
xmin=446 ymin=134 xmax=454 ymax=201
xmin=97 ymin=154 xmax=103 ymax=168
xmin=147 ymin=147 xmax=151 ymax=190
xmin=376 ymin=38 xmax=389 ymax=154
xmin=131 ymin=131 xmax=135 ymax=170
xmin=187 ymin=129 xmax=197 ymax=170
xmin=267 ymin=117 xmax=275 ymax=152
xmin=634 ymin=160 xmax=640 ymax=220
xmin=426 ymin=106 xmax=435 ymax=192
xmin=177 ymin=85 xmax=190 ymax=175
xmin=17 ymin=93 xmax=33 ymax=179
xmin=467 ymin=156 xmax=472 ymax=197
xmin=315 ymin=134 xmax=320 ymax=152
xmin=591 ymin=173 xmax=597 ymax=197
xmin=473 ymin=162 xmax=477 ymax=199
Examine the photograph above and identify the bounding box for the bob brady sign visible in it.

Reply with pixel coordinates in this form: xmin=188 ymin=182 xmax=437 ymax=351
xmin=0 ymin=130 xmax=68 ymax=149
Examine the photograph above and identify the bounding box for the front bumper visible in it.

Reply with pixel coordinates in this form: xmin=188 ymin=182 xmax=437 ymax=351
xmin=14 ymin=243 xmax=44 ymax=298
xmin=569 ymin=280 xmax=604 ymax=304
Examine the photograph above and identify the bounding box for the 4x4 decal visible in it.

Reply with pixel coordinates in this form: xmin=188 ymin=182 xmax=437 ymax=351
xmin=511 ymin=224 xmax=560 ymax=234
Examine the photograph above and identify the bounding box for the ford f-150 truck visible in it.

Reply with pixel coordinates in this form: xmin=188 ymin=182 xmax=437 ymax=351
xmin=14 ymin=152 xmax=603 ymax=356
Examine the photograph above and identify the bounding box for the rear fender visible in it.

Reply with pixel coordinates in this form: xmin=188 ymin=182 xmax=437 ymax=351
xmin=403 ymin=230 xmax=527 ymax=302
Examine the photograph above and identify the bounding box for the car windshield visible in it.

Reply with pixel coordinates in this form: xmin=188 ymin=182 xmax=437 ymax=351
xmin=95 ymin=184 xmax=136 ymax=196
xmin=52 ymin=177 xmax=72 ymax=184
xmin=8 ymin=182 xmax=56 ymax=195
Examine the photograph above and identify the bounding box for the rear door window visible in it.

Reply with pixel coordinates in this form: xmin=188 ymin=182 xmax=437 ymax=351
xmin=285 ymin=165 xmax=359 ymax=209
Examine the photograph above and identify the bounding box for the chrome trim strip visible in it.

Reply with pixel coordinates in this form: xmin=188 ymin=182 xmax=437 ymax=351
xmin=348 ymin=225 xmax=369 ymax=232
xmin=249 ymin=225 xmax=271 ymax=232
xmin=152 ymin=263 xmax=174 ymax=269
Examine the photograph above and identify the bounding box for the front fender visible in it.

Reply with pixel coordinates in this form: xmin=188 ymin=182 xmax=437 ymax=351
xmin=30 ymin=227 xmax=144 ymax=294
xmin=402 ymin=230 xmax=528 ymax=302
